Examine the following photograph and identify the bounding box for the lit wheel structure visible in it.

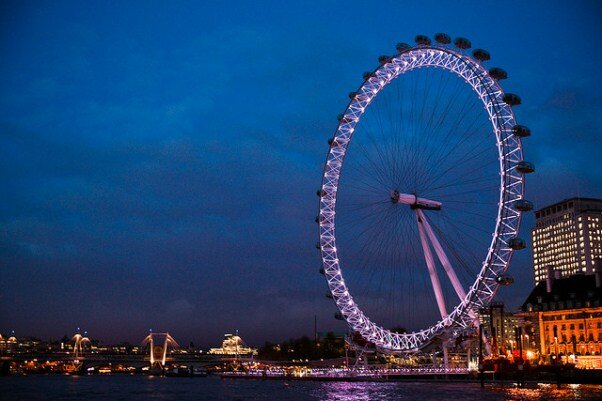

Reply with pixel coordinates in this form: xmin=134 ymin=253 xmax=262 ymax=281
xmin=317 ymin=34 xmax=534 ymax=353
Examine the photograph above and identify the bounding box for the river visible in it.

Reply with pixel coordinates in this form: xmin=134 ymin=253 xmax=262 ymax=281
xmin=1 ymin=375 xmax=602 ymax=400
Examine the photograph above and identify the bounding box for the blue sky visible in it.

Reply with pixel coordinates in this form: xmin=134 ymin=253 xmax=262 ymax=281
xmin=1 ymin=1 xmax=601 ymax=347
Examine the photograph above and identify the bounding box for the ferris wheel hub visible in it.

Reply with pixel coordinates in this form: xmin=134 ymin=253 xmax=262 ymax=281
xmin=391 ymin=190 xmax=442 ymax=210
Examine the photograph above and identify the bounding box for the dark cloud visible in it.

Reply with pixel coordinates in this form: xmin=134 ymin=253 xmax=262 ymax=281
xmin=0 ymin=1 xmax=601 ymax=347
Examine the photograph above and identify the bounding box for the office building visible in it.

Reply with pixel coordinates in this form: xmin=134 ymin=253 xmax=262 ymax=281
xmin=532 ymin=197 xmax=602 ymax=284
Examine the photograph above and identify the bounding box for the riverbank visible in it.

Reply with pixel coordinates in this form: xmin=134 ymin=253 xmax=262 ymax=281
xmin=220 ymin=368 xmax=602 ymax=384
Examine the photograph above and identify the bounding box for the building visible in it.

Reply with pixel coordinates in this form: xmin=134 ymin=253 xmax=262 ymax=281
xmin=0 ymin=334 xmax=17 ymax=353
xmin=532 ymin=197 xmax=602 ymax=284
xmin=520 ymin=268 xmax=602 ymax=368
xmin=208 ymin=333 xmax=257 ymax=356
xmin=477 ymin=304 xmax=522 ymax=357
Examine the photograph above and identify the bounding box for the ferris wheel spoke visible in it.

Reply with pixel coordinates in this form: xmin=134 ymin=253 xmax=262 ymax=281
xmin=351 ymin=209 xmax=403 ymax=308
xmin=441 ymin=199 xmax=497 ymax=205
xmin=420 ymin=94 xmax=489 ymax=171
xmin=413 ymin=74 xmax=464 ymax=189
xmin=337 ymin=204 xmax=392 ymax=231
xmin=420 ymin=90 xmax=481 ymax=173
xmin=424 ymin=163 xmax=498 ymax=193
xmin=443 ymin=205 xmax=495 ymax=220
xmin=435 ymin=184 xmax=500 ymax=199
xmin=348 ymin=141 xmax=395 ymax=189
xmin=344 ymin=159 xmax=392 ymax=190
xmin=441 ymin=214 xmax=494 ymax=235
xmin=421 ymin=123 xmax=492 ymax=189
xmin=362 ymin=95 xmax=408 ymax=187
xmin=422 ymin=130 xmax=489 ymax=189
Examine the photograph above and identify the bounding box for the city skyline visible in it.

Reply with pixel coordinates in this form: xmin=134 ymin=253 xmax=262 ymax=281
xmin=1 ymin=1 xmax=601 ymax=348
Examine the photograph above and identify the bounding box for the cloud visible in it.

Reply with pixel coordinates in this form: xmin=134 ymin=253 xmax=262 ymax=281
xmin=1 ymin=1 xmax=601 ymax=346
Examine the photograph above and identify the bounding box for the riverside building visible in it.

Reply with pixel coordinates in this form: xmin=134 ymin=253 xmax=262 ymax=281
xmin=521 ymin=266 xmax=602 ymax=368
xmin=208 ymin=333 xmax=257 ymax=356
xmin=532 ymin=197 xmax=602 ymax=284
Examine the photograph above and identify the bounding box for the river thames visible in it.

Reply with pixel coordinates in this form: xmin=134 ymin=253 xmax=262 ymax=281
xmin=1 ymin=376 xmax=602 ymax=401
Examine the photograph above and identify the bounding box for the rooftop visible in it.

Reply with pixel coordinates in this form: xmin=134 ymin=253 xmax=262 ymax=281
xmin=534 ymin=197 xmax=602 ymax=220
xmin=521 ymin=274 xmax=601 ymax=312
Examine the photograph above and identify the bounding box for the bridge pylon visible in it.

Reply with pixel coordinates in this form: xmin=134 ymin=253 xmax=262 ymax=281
xmin=72 ymin=330 xmax=90 ymax=371
xmin=142 ymin=332 xmax=179 ymax=368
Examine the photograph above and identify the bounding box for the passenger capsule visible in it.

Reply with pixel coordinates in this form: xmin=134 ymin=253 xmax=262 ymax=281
xmin=334 ymin=311 xmax=345 ymax=320
xmin=516 ymin=161 xmax=535 ymax=174
xmin=319 ymin=267 xmax=325 ymax=275
xmin=337 ymin=114 xmax=353 ymax=123
xmin=326 ymin=292 xmax=334 ymax=299
xmin=363 ymin=71 xmax=376 ymax=80
xmin=512 ymin=125 xmax=531 ymax=138
xmin=378 ymin=55 xmax=390 ymax=64
xmin=415 ymin=35 xmax=431 ymax=46
xmin=434 ymin=33 xmax=451 ymax=44
xmin=454 ymin=37 xmax=471 ymax=49
xmin=315 ymin=215 xmax=320 ymax=224
xmin=508 ymin=237 xmax=526 ymax=250
xmin=515 ymin=199 xmax=534 ymax=212
xmin=496 ymin=275 xmax=514 ymax=285
xmin=396 ymin=42 xmax=412 ymax=52
xmin=503 ymin=93 xmax=521 ymax=106
xmin=348 ymin=91 xmax=357 ymax=100
xmin=316 ymin=242 xmax=321 ymax=250
xmin=489 ymin=68 xmax=508 ymax=80
xmin=328 ymin=137 xmax=344 ymax=147
xmin=472 ymin=49 xmax=490 ymax=62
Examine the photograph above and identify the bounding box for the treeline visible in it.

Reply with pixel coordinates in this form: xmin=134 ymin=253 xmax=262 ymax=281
xmin=258 ymin=332 xmax=346 ymax=361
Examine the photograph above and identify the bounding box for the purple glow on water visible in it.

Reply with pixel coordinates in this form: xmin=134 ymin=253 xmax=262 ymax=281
xmin=1 ymin=376 xmax=601 ymax=400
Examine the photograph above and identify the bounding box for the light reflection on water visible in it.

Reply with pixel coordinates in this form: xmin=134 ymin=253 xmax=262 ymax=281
xmin=316 ymin=381 xmax=507 ymax=401
xmin=492 ymin=382 xmax=602 ymax=401
xmin=1 ymin=376 xmax=601 ymax=401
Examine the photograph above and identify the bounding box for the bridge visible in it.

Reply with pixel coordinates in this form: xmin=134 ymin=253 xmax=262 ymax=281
xmin=1 ymin=330 xmax=255 ymax=372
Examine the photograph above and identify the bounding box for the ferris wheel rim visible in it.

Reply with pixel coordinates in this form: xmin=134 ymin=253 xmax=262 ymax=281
xmin=317 ymin=44 xmax=526 ymax=352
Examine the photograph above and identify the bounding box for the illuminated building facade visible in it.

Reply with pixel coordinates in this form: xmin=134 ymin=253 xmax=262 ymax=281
xmin=478 ymin=303 xmax=520 ymax=357
xmin=521 ymin=272 xmax=602 ymax=368
xmin=0 ymin=334 xmax=17 ymax=353
xmin=208 ymin=333 xmax=257 ymax=356
xmin=532 ymin=197 xmax=602 ymax=284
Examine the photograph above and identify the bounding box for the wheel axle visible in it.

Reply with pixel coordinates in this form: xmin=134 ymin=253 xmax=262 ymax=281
xmin=391 ymin=190 xmax=442 ymax=210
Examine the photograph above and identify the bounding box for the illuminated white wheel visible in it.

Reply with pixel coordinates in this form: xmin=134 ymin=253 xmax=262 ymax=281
xmin=317 ymin=34 xmax=534 ymax=353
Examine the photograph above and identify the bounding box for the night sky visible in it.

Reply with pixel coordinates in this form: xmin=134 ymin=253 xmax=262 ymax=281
xmin=1 ymin=1 xmax=601 ymax=348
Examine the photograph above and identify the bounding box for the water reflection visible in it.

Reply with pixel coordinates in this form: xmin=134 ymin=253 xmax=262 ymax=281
xmin=318 ymin=382 xmax=397 ymax=401
xmin=2 ymin=376 xmax=601 ymax=401
xmin=315 ymin=381 xmax=602 ymax=401
xmin=315 ymin=381 xmax=504 ymax=401
xmin=495 ymin=383 xmax=602 ymax=401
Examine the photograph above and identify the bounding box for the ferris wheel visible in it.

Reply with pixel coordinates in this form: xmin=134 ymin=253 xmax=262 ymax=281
xmin=317 ymin=34 xmax=534 ymax=353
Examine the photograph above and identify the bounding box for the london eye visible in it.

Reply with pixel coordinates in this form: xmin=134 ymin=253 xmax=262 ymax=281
xmin=317 ymin=34 xmax=534 ymax=353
